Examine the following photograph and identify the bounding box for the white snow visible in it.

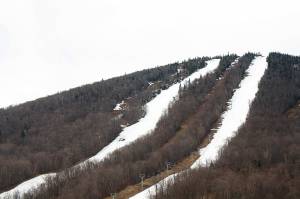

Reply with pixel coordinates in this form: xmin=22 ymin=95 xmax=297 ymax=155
xmin=177 ymin=68 xmax=184 ymax=73
xmin=0 ymin=59 xmax=220 ymax=199
xmin=120 ymin=124 xmax=128 ymax=128
xmin=130 ymin=56 xmax=268 ymax=199
xmin=0 ymin=173 xmax=56 ymax=199
xmin=130 ymin=171 xmax=185 ymax=199
xmin=113 ymin=100 xmax=126 ymax=111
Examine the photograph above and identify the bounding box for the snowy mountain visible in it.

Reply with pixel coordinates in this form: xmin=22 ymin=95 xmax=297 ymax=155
xmin=0 ymin=52 xmax=299 ymax=199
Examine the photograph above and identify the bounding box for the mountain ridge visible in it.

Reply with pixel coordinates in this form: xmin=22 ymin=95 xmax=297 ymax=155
xmin=0 ymin=52 xmax=299 ymax=199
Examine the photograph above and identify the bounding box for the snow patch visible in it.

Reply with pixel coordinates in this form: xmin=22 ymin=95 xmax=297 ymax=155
xmin=120 ymin=124 xmax=129 ymax=128
xmin=113 ymin=100 xmax=126 ymax=111
xmin=177 ymin=68 xmax=184 ymax=73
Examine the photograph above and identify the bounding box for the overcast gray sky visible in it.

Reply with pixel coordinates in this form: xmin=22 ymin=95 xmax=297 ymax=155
xmin=0 ymin=0 xmax=299 ymax=108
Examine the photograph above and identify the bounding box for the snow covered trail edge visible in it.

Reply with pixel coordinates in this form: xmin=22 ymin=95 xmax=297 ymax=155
xmin=0 ymin=59 xmax=220 ymax=199
xmin=130 ymin=56 xmax=268 ymax=199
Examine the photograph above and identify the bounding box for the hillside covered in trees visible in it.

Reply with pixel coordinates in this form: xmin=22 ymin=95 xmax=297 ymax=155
xmin=0 ymin=52 xmax=299 ymax=199
xmin=0 ymin=57 xmax=208 ymax=193
xmin=152 ymin=52 xmax=300 ymax=199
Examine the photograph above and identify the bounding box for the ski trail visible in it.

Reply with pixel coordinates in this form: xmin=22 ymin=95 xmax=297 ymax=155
xmin=130 ymin=56 xmax=268 ymax=199
xmin=77 ymin=59 xmax=221 ymax=166
xmin=0 ymin=59 xmax=220 ymax=199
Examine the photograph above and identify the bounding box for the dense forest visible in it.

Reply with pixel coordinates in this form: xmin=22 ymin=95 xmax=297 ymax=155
xmin=1 ymin=52 xmax=299 ymax=199
xmin=0 ymin=57 xmax=209 ymax=192
xmin=153 ymin=53 xmax=300 ymax=199
xmin=19 ymin=53 xmax=260 ymax=199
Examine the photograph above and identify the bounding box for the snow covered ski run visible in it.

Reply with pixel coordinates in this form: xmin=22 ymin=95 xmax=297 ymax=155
xmin=130 ymin=56 xmax=268 ymax=199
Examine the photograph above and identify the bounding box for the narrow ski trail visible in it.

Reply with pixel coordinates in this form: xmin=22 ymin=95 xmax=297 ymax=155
xmin=0 ymin=59 xmax=220 ymax=199
xmin=130 ymin=56 xmax=268 ymax=199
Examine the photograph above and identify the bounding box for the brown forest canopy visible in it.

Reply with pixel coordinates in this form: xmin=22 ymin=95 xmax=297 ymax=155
xmin=0 ymin=56 xmax=210 ymax=192
xmin=1 ymin=52 xmax=299 ymax=199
